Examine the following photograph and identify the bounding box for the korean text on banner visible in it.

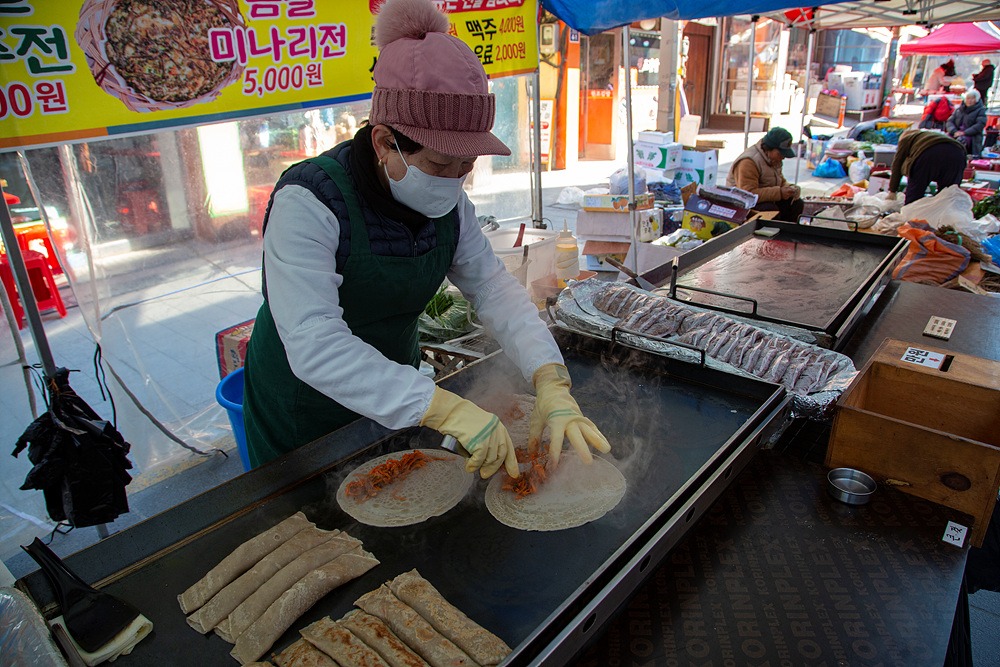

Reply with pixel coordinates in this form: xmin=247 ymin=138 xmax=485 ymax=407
xmin=0 ymin=0 xmax=538 ymax=152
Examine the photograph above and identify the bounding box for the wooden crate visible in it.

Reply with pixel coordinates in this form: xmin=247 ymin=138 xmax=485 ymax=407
xmin=828 ymin=338 xmax=1000 ymax=547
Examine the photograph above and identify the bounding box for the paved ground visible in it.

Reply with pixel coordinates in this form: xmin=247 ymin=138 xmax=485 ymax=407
xmin=2 ymin=120 xmax=997 ymax=665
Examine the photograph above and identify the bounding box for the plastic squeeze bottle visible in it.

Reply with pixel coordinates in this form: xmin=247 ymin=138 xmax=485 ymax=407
xmin=555 ymin=221 xmax=580 ymax=288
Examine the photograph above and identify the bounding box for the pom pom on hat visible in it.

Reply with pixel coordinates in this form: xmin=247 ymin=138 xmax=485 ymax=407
xmin=375 ymin=0 xmax=449 ymax=48
xmin=370 ymin=0 xmax=511 ymax=157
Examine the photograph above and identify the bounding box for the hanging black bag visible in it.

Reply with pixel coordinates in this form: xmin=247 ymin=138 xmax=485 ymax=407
xmin=12 ymin=367 xmax=133 ymax=528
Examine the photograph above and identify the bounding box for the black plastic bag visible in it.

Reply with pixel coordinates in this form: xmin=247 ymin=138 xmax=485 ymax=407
xmin=12 ymin=368 xmax=133 ymax=528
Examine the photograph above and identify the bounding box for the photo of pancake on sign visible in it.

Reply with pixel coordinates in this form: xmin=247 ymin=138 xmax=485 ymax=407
xmin=682 ymin=192 xmax=751 ymax=240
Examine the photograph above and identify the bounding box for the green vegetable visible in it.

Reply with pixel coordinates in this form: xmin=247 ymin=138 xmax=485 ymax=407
xmin=973 ymin=192 xmax=1000 ymax=219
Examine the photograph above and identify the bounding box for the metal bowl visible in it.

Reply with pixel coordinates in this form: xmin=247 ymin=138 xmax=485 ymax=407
xmin=827 ymin=467 xmax=877 ymax=505
xmin=844 ymin=205 xmax=881 ymax=229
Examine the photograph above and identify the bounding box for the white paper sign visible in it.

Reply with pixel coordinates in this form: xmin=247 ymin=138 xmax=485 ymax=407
xmin=942 ymin=521 xmax=968 ymax=548
xmin=900 ymin=347 xmax=946 ymax=370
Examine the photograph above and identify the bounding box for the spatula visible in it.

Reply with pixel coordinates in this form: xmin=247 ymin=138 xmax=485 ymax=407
xmin=22 ymin=537 xmax=141 ymax=653
xmin=604 ymin=256 xmax=659 ymax=291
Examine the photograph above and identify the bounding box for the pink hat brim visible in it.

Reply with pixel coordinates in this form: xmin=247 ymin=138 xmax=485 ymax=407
xmin=391 ymin=123 xmax=512 ymax=158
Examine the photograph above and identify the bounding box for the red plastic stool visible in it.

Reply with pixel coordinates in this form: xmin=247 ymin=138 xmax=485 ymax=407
xmin=0 ymin=250 xmax=66 ymax=329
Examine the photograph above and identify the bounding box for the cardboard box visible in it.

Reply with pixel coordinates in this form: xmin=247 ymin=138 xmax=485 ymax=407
xmin=216 ymin=319 xmax=255 ymax=379
xmin=828 ymin=338 xmax=1000 ymax=547
xmin=637 ymin=130 xmax=674 ymax=145
xmin=575 ymin=208 xmax=663 ymax=242
xmin=676 ymin=147 xmax=719 ymax=187
xmin=581 ymin=192 xmax=655 ymax=212
xmin=582 ymin=240 xmax=630 ymax=272
xmin=682 ymin=192 xmax=750 ymax=240
xmin=633 ymin=141 xmax=682 ymax=170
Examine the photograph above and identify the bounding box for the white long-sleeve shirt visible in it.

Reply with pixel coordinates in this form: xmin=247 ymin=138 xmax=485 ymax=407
xmin=262 ymin=184 xmax=563 ymax=430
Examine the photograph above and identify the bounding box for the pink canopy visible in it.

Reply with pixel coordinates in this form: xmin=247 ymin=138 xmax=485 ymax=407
xmin=900 ymin=22 xmax=1000 ymax=55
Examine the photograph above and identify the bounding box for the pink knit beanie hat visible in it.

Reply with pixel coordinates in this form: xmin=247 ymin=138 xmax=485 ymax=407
xmin=369 ymin=0 xmax=511 ymax=157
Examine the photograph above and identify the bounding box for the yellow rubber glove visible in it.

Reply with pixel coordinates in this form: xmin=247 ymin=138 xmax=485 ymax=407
xmin=529 ymin=363 xmax=611 ymax=466
xmin=420 ymin=387 xmax=519 ymax=479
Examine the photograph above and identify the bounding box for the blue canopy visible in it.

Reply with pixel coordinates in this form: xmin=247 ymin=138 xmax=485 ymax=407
xmin=540 ymin=0 xmax=818 ymax=35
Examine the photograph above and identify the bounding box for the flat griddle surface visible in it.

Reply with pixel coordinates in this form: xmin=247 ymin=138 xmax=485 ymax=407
xmin=675 ymin=231 xmax=889 ymax=329
xmin=26 ymin=333 xmax=784 ymax=666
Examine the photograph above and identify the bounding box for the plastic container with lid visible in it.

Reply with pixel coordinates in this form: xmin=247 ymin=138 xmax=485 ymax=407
xmin=555 ymin=222 xmax=580 ymax=288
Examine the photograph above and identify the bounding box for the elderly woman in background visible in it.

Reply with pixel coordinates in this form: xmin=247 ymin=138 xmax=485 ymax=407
xmin=947 ymin=89 xmax=988 ymax=155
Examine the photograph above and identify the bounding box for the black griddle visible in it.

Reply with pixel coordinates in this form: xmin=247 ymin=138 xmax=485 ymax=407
xmin=17 ymin=329 xmax=789 ymax=666
xmin=633 ymin=220 xmax=907 ymax=349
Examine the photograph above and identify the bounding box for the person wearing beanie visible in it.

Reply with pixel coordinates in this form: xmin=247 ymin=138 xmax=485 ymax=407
xmin=725 ymin=127 xmax=804 ymax=222
xmin=887 ymin=129 xmax=967 ymax=204
xmin=241 ymin=0 xmax=610 ymax=476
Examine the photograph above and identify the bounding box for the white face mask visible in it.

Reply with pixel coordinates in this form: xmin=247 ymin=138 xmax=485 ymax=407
xmin=385 ymin=143 xmax=464 ymax=218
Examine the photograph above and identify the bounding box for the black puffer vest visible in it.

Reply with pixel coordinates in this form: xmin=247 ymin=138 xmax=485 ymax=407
xmin=259 ymin=140 xmax=460 ymax=274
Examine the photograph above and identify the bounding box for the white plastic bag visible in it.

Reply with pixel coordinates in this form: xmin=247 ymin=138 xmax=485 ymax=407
xmin=556 ymin=186 xmax=585 ymax=206
xmin=608 ymin=167 xmax=646 ymax=195
xmin=853 ymin=191 xmax=903 ymax=214
xmin=848 ymin=151 xmax=871 ymax=183
xmin=900 ymin=185 xmax=974 ymax=232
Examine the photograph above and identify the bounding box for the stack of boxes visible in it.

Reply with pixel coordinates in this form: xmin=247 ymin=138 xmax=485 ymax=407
xmin=576 ymin=129 xmax=727 ymax=270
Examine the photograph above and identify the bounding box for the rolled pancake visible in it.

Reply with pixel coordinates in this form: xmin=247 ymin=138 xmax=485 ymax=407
xmin=336 ymin=450 xmax=473 ymax=528
xmin=339 ymin=609 xmax=430 ymax=667
xmin=300 ymin=617 xmax=391 ymax=667
xmin=388 ymin=570 xmax=509 ymax=666
xmin=221 ymin=533 xmax=362 ymax=643
xmin=355 ymin=585 xmax=475 ymax=667
xmin=188 ymin=526 xmax=340 ymax=633
xmin=178 ymin=512 xmax=312 ymax=613
xmin=231 ymin=548 xmax=380 ymax=665
xmin=275 ymin=637 xmax=339 ymax=667
xmin=485 ymin=450 xmax=626 ymax=531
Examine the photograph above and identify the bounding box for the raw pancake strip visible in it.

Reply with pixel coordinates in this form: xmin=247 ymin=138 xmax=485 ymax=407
xmin=389 ymin=570 xmax=510 ymax=666
xmin=355 ymin=585 xmax=476 ymax=667
xmin=231 ymin=548 xmax=380 ymax=665
xmin=187 ymin=526 xmax=339 ymax=634
xmin=221 ymin=534 xmax=362 ymax=643
xmin=178 ymin=512 xmax=312 ymax=613
xmin=300 ymin=617 xmax=391 ymax=667
xmin=339 ymin=609 xmax=430 ymax=667
xmin=274 ymin=637 xmax=338 ymax=667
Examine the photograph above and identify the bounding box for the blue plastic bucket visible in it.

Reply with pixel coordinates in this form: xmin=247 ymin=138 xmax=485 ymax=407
xmin=216 ymin=367 xmax=250 ymax=471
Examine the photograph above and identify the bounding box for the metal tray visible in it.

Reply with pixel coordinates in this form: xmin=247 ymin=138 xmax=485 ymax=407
xmin=18 ymin=329 xmax=789 ymax=666
xmin=632 ymin=220 xmax=908 ymax=349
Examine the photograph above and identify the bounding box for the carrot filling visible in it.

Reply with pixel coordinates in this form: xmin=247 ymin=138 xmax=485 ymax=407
xmin=501 ymin=448 xmax=550 ymax=499
xmin=345 ymin=451 xmax=445 ymax=501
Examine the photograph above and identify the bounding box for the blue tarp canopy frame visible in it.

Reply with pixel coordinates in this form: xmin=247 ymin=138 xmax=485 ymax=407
xmin=539 ymin=0 xmax=821 ymax=34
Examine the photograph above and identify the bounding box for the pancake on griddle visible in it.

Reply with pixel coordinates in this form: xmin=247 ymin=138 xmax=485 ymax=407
xmin=336 ymin=449 xmax=474 ymax=528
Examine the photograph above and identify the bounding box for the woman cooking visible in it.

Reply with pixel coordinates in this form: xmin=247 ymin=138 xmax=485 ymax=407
xmin=242 ymin=0 xmax=610 ymax=477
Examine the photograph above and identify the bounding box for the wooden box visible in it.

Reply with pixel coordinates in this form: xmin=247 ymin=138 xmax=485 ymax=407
xmin=828 ymin=338 xmax=1000 ymax=547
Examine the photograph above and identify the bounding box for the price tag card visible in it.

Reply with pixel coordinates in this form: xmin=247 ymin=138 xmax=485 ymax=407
xmin=942 ymin=521 xmax=968 ymax=548
xmin=923 ymin=316 xmax=957 ymax=340
xmin=900 ymin=347 xmax=946 ymax=370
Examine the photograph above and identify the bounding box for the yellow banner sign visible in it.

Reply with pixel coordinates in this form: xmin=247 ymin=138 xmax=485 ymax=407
xmin=0 ymin=0 xmax=537 ymax=151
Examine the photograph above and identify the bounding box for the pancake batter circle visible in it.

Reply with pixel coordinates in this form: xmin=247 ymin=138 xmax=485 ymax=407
xmin=485 ymin=451 xmax=626 ymax=531
xmin=337 ymin=449 xmax=474 ymax=527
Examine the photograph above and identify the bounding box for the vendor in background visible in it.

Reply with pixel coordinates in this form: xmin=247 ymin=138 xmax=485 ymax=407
xmin=922 ymin=59 xmax=955 ymax=96
xmin=973 ymin=59 xmax=995 ymax=103
xmin=241 ymin=0 xmax=610 ymax=474
xmin=946 ymin=89 xmax=988 ymax=155
xmin=887 ymin=129 xmax=967 ymax=204
xmin=726 ymin=127 xmax=804 ymax=222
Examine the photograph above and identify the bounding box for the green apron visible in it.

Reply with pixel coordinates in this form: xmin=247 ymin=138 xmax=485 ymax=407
xmin=242 ymin=156 xmax=457 ymax=467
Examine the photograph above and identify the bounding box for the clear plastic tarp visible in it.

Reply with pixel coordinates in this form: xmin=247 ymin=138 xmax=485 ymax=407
xmin=1 ymin=74 xmax=536 ymax=557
